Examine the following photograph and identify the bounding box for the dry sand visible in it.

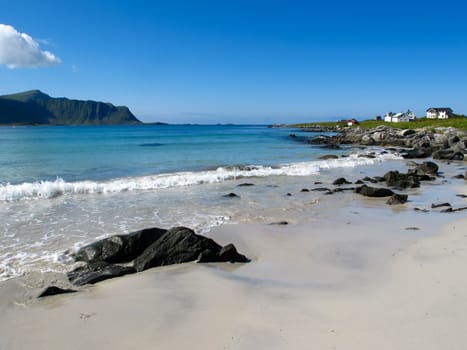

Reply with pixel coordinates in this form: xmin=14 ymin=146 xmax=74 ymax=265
xmin=1 ymin=162 xmax=466 ymax=350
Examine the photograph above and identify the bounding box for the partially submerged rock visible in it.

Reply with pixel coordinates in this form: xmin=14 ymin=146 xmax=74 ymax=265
xmin=319 ymin=154 xmax=339 ymax=160
xmin=384 ymin=171 xmax=420 ymax=190
xmin=408 ymin=161 xmax=439 ymax=176
xmin=333 ymin=177 xmax=352 ymax=185
xmin=355 ymin=185 xmax=394 ymax=197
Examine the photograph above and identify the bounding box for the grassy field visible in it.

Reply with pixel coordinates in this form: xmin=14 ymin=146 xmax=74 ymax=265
xmin=292 ymin=116 xmax=467 ymax=130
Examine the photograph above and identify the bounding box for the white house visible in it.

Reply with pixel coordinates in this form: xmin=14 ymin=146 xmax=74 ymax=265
xmin=426 ymin=108 xmax=453 ymax=119
xmin=384 ymin=110 xmax=415 ymax=123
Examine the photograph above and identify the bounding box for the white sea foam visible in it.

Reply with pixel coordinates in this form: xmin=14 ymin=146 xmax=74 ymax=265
xmin=0 ymin=152 xmax=401 ymax=201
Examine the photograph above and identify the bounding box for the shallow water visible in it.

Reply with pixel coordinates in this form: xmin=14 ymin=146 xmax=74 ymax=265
xmin=0 ymin=124 xmax=444 ymax=281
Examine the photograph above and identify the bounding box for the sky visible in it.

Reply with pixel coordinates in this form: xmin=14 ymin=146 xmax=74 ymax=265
xmin=0 ymin=0 xmax=466 ymax=124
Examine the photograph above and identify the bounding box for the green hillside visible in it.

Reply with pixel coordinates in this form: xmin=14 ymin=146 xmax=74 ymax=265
xmin=292 ymin=116 xmax=467 ymax=130
xmin=0 ymin=90 xmax=142 ymax=125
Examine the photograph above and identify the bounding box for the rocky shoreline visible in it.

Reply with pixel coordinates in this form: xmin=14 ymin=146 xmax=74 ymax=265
xmin=37 ymin=125 xmax=467 ymax=299
xmin=293 ymin=125 xmax=467 ymax=160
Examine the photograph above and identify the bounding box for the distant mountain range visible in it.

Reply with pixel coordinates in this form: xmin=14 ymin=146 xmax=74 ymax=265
xmin=0 ymin=90 xmax=142 ymax=125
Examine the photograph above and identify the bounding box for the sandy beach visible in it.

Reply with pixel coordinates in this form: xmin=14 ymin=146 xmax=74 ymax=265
xmin=1 ymin=159 xmax=466 ymax=350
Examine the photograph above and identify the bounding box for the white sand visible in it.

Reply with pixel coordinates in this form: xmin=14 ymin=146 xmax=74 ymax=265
xmin=1 ymin=162 xmax=466 ymax=349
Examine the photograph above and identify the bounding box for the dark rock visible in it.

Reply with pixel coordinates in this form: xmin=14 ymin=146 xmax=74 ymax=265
xmin=312 ymin=187 xmax=332 ymax=192
xmin=355 ymin=180 xmax=364 ymax=184
xmin=134 ymin=227 xmax=248 ymax=272
xmin=75 ymin=227 xmax=167 ymax=264
xmin=355 ymin=185 xmax=394 ymax=197
xmin=286 ymin=193 xmax=292 ymax=196
xmin=319 ymin=154 xmax=339 ymax=160
xmin=269 ymin=221 xmax=289 ymax=225
xmin=456 ymin=194 xmax=467 ymax=198
xmin=333 ymin=187 xmax=356 ymax=192
xmin=432 ymin=149 xmax=464 ymax=160
xmin=314 ymin=181 xmax=323 ymax=185
xmin=383 ymin=171 xmax=420 ymax=189
xmin=362 ymin=176 xmax=378 ymax=183
xmin=409 ymin=161 xmax=439 ymax=176
xmin=441 ymin=206 xmax=467 ymax=213
xmin=431 ymin=202 xmax=451 ymax=209
xmin=448 ymin=135 xmax=461 ymax=147
xmin=401 ymin=148 xmax=431 ymax=159
xmin=321 ymin=143 xmax=342 ymax=150
xmin=417 ymin=174 xmax=435 ymax=181
xmin=223 ymin=193 xmax=240 ymax=198
xmin=38 ymin=286 xmax=77 ymax=298
xmin=414 ymin=207 xmax=429 ymax=213
xmin=386 ymin=194 xmax=408 ymax=205
xmin=300 ymin=188 xmax=310 ymax=192
xmin=400 ymin=129 xmax=416 ymax=137
xmin=405 ymin=227 xmax=420 ymax=230
xmin=333 ymin=177 xmax=352 ymax=185
xmin=373 ymin=176 xmax=386 ymax=182
xmin=68 ymin=262 xmax=136 ymax=286
xmin=453 ymin=174 xmax=466 ymax=179
xmin=216 ymin=244 xmax=249 ymax=263
xmin=237 ymin=183 xmax=255 ymax=187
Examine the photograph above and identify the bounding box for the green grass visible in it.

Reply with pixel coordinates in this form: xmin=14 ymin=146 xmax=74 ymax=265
xmin=292 ymin=116 xmax=467 ymax=130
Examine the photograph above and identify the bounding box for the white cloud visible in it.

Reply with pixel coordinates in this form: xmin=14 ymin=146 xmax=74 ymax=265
xmin=0 ymin=24 xmax=61 ymax=69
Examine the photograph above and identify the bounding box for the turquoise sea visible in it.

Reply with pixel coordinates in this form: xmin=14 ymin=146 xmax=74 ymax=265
xmin=0 ymin=125 xmax=327 ymax=185
xmin=0 ymin=124 xmax=399 ymax=280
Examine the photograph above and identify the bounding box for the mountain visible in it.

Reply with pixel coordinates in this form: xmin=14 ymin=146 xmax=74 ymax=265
xmin=0 ymin=90 xmax=142 ymax=125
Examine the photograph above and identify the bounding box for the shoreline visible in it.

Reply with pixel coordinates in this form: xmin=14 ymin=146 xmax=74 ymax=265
xmin=1 ymin=157 xmax=466 ymax=349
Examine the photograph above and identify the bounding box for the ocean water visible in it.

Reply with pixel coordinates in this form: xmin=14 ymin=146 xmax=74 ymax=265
xmin=0 ymin=124 xmax=400 ymax=280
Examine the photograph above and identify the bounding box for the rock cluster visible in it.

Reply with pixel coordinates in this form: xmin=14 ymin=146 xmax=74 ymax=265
xmin=306 ymin=126 xmax=467 ymax=160
xmin=67 ymin=226 xmax=248 ymax=287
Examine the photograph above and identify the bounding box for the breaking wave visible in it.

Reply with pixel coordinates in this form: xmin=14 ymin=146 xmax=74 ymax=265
xmin=0 ymin=152 xmax=401 ymax=201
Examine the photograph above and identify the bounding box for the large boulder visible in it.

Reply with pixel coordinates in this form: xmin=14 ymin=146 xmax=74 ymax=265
xmin=74 ymin=227 xmax=167 ymax=264
xmin=355 ymin=185 xmax=394 ymax=197
xmin=134 ymin=227 xmax=248 ymax=272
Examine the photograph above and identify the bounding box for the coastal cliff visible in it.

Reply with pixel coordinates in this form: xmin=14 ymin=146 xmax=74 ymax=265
xmin=0 ymin=90 xmax=141 ymax=125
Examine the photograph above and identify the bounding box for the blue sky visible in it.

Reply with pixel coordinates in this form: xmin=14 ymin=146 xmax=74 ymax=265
xmin=1 ymin=0 xmax=466 ymax=124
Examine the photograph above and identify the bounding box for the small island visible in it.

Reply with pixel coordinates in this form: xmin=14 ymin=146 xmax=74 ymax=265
xmin=0 ymin=90 xmax=142 ymax=125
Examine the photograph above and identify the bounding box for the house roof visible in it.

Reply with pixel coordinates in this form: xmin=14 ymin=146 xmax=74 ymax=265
xmin=426 ymin=108 xmax=453 ymax=112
